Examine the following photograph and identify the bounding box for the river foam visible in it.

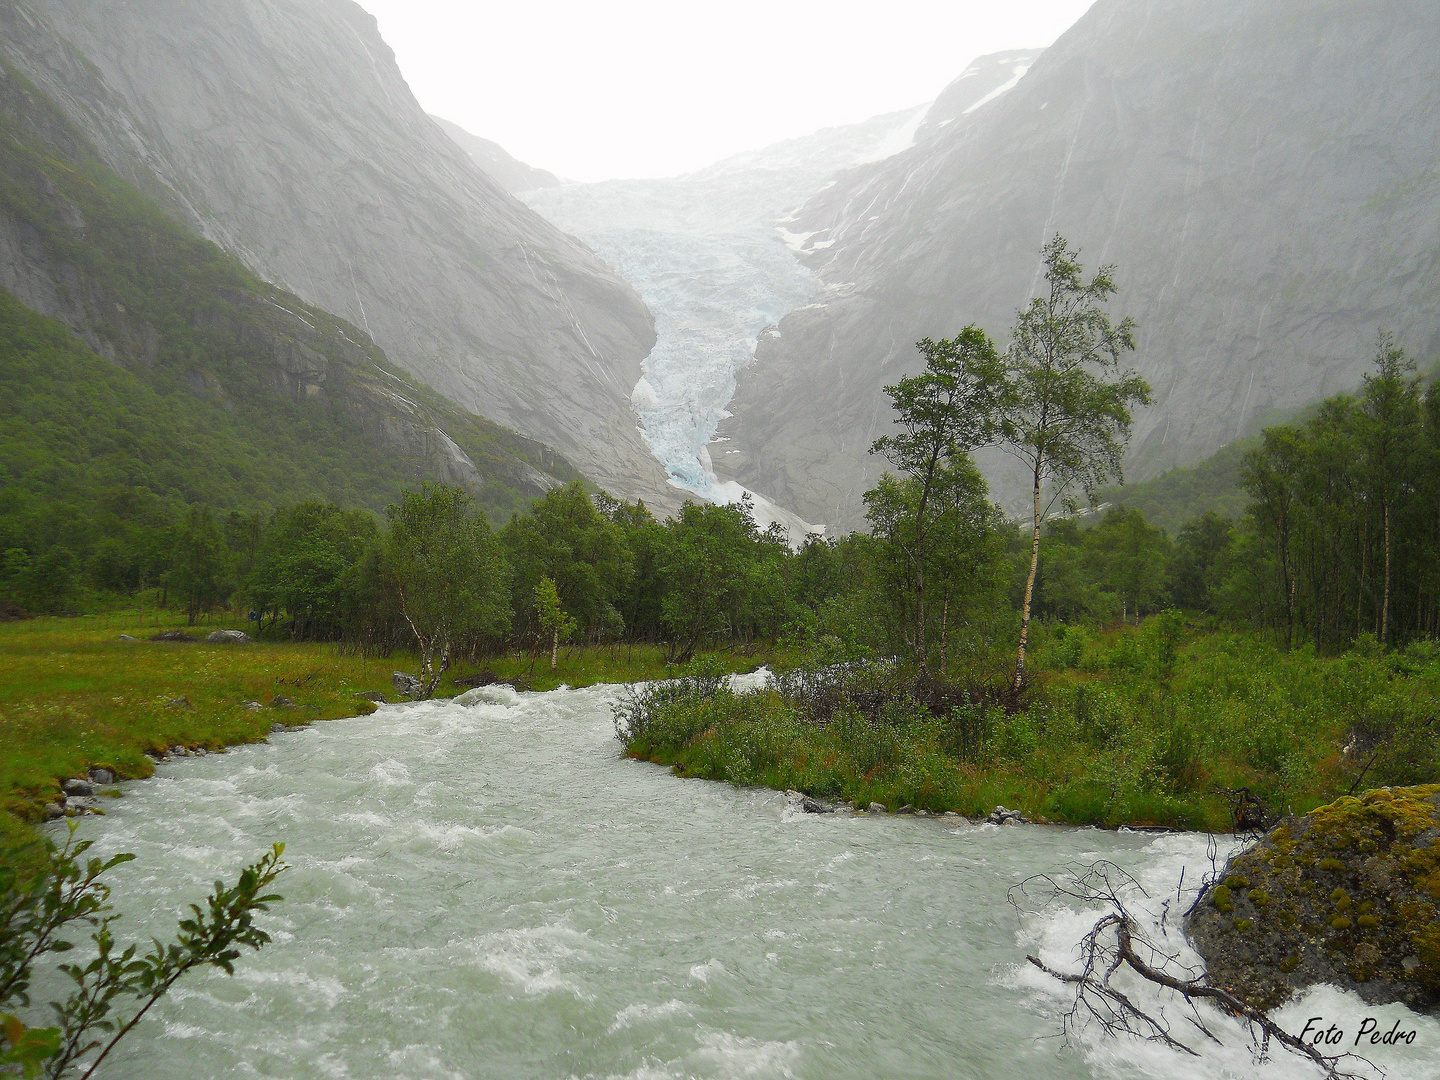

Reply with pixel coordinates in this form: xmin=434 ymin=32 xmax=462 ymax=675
xmin=40 ymin=684 xmax=1436 ymax=1080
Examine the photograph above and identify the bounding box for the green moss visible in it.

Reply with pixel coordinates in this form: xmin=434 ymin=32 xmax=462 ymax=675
xmin=1212 ymin=884 xmax=1233 ymax=913
xmin=1357 ymin=915 xmax=1381 ymax=929
xmin=1331 ymin=916 xmax=1353 ymax=931
xmin=1318 ymin=857 xmax=1347 ymax=871
xmin=1331 ymin=888 xmax=1351 ymax=910
xmin=1233 ymin=918 xmax=1253 ymax=932
xmin=1224 ymin=875 xmax=1250 ymax=889
xmin=1248 ymin=889 xmax=1271 ymax=907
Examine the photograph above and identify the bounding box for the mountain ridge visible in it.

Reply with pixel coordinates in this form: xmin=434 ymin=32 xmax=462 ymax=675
xmin=0 ymin=0 xmax=676 ymax=507
xmin=717 ymin=0 xmax=1440 ymax=532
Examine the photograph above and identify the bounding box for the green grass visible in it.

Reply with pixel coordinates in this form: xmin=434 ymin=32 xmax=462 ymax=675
xmin=0 ymin=613 xmax=795 ymax=834
xmin=619 ymin=623 xmax=1440 ymax=832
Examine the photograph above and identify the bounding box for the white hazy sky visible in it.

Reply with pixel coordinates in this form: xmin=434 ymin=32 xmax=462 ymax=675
xmin=357 ymin=0 xmax=1095 ymax=182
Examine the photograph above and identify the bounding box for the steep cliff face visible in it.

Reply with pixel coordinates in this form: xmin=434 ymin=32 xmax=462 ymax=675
xmin=432 ymin=116 xmax=561 ymax=196
xmin=0 ymin=0 xmax=673 ymax=504
xmin=0 ymin=61 xmax=580 ymax=519
xmin=720 ymin=0 xmax=1440 ymax=532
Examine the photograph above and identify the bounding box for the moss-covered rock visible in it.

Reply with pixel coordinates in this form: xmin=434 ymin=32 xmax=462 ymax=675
xmin=1187 ymin=785 xmax=1440 ymax=1011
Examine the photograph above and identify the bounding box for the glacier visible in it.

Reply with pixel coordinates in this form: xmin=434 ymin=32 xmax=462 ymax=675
xmin=518 ymin=52 xmax=1040 ymax=540
xmin=521 ymin=107 xmax=932 ymax=541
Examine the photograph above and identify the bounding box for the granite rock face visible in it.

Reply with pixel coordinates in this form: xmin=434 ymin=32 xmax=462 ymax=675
xmin=719 ymin=1 xmax=1440 ymax=531
xmin=1188 ymin=786 xmax=1440 ymax=1012
xmin=0 ymin=0 xmax=673 ymax=504
xmin=431 ymin=116 xmax=561 ymax=196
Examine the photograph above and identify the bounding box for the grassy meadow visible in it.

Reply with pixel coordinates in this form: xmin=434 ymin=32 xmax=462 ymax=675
xmin=0 ymin=612 xmax=791 ymax=836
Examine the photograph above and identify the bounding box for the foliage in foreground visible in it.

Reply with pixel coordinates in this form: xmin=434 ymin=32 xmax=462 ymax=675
xmin=620 ymin=625 xmax=1440 ymax=831
xmin=0 ymin=827 xmax=285 ymax=1078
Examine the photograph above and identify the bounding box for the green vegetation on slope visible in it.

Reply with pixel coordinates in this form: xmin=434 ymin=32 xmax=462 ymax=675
xmin=0 ymin=62 xmax=582 ymax=581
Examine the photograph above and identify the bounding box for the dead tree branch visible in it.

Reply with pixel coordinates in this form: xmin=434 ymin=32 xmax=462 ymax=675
xmin=1008 ymin=861 xmax=1381 ymax=1080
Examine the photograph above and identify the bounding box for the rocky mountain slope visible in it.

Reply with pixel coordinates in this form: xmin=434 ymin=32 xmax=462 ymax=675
xmin=0 ymin=0 xmax=673 ymax=505
xmin=0 ymin=61 xmax=580 ymax=523
xmin=432 ymin=116 xmax=561 ymax=195
xmin=718 ymin=0 xmax=1440 ymax=532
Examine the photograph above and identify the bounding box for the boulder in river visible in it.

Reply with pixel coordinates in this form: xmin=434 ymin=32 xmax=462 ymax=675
xmin=88 ymin=767 xmax=114 ymax=785
xmin=987 ymin=806 xmax=1027 ymax=825
xmin=1187 ymin=785 xmax=1440 ymax=1011
xmin=784 ymin=790 xmax=837 ymax=814
xmin=207 ymin=629 xmax=251 ymax=644
xmin=62 ymin=778 xmax=94 ymax=797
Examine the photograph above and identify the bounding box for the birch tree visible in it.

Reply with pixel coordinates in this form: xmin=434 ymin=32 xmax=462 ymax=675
xmin=998 ymin=237 xmax=1149 ymax=692
xmin=1359 ymin=332 xmax=1422 ymax=645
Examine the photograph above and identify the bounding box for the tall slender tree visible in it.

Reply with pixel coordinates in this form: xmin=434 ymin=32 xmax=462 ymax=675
xmin=997 ymin=237 xmax=1150 ymax=691
xmin=1358 ymin=332 xmax=1422 ymax=644
xmin=869 ymin=327 xmax=1003 ymax=678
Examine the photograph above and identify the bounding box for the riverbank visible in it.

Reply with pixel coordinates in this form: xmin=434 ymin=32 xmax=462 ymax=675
xmin=0 ymin=614 xmax=794 ymax=836
xmin=619 ymin=627 xmax=1440 ymax=832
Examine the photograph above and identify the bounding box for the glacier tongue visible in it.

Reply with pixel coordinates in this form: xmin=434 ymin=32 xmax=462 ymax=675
xmin=521 ymin=105 xmax=932 ymax=542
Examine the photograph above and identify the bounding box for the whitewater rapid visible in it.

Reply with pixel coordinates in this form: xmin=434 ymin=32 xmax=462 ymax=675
xmin=44 ymin=681 xmax=1440 ymax=1079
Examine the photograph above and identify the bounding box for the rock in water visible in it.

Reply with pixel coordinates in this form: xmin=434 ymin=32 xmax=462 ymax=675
xmin=62 ymin=778 xmax=94 ymax=797
xmin=1188 ymin=785 xmax=1440 ymax=1011
xmin=986 ymin=806 xmax=1027 ymax=825
xmin=392 ymin=672 xmax=423 ymax=700
xmin=207 ymin=630 xmax=251 ymax=644
xmin=785 ymin=790 xmax=837 ymax=814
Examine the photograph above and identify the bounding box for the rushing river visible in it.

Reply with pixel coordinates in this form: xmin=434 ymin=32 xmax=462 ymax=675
xmin=48 ymin=677 xmax=1440 ymax=1080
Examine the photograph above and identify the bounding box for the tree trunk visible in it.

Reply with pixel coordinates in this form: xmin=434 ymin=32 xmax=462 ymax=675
xmin=1381 ymin=497 xmax=1392 ymax=645
xmin=1014 ymin=468 xmax=1043 ymax=693
xmin=939 ymin=590 xmax=950 ymax=675
xmin=550 ymin=628 xmax=559 ymax=670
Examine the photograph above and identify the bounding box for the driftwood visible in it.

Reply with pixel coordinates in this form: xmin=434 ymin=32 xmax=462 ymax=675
xmin=1009 ymin=861 xmax=1380 ymax=1080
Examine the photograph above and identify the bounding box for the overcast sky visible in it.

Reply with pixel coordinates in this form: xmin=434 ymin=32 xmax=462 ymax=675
xmin=357 ymin=0 xmax=1095 ymax=182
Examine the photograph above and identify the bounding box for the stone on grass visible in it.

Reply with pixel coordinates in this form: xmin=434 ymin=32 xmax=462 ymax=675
xmin=868 ymin=802 xmax=887 ymax=814
xmin=118 ymin=634 xmax=139 ymax=642
xmin=392 ymin=672 xmax=423 ymax=699
xmin=62 ymin=778 xmax=94 ymax=797
xmin=354 ymin=691 xmax=389 ymax=703
xmin=88 ymin=768 xmax=114 ymax=786
xmin=44 ymin=802 xmax=64 ymax=820
xmin=206 ymin=629 xmax=251 ymax=644
xmin=166 ymin=696 xmax=191 ymax=709
xmin=270 ymin=696 xmax=297 ymax=708
xmin=240 ymin=701 xmax=262 ymax=711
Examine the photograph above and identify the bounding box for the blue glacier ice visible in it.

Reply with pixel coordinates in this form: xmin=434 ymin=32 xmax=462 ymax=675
xmin=521 ymin=105 xmax=929 ymax=540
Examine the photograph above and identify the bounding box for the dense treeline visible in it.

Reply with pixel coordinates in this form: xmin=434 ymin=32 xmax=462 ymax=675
xmin=1232 ymin=335 xmax=1440 ymax=649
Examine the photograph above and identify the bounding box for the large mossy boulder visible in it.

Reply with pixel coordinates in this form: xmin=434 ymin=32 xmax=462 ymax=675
xmin=1187 ymin=785 xmax=1440 ymax=1011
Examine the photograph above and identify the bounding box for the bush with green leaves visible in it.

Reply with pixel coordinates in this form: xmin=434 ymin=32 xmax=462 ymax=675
xmin=1 ymin=827 xmax=286 ymax=1079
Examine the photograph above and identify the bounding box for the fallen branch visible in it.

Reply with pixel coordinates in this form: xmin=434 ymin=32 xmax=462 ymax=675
xmin=1010 ymin=861 xmax=1380 ymax=1080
